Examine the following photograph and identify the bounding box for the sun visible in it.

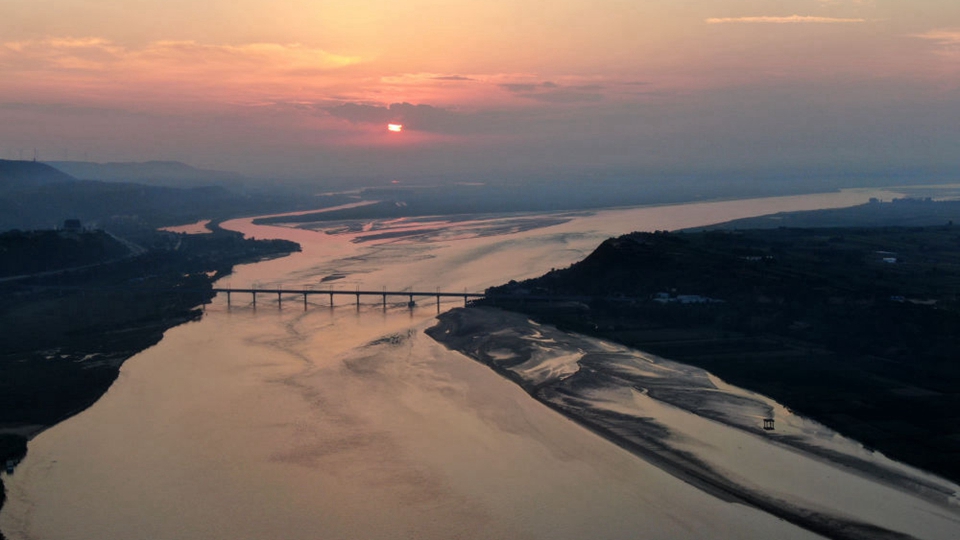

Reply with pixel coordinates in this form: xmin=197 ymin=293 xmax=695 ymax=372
xmin=387 ymin=123 xmax=403 ymax=133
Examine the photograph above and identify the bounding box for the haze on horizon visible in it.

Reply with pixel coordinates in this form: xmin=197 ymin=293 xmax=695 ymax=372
xmin=2 ymin=0 xmax=959 ymax=181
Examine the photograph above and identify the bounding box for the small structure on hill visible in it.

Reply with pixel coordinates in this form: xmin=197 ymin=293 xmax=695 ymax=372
xmin=763 ymin=418 xmax=775 ymax=431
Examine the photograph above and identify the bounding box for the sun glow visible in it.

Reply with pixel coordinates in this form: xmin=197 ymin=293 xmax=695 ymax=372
xmin=387 ymin=123 xmax=403 ymax=132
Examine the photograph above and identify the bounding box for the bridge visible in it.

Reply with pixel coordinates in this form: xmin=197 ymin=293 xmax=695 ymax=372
xmin=16 ymin=282 xmax=593 ymax=312
xmin=212 ymin=287 xmax=487 ymax=312
xmin=210 ymin=287 xmax=594 ymax=312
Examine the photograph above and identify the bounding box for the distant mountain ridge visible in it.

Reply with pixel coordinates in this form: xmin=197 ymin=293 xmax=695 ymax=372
xmin=46 ymin=160 xmax=243 ymax=188
xmin=699 ymin=197 xmax=960 ymax=230
xmin=0 ymin=159 xmax=344 ymax=233
xmin=0 ymin=159 xmax=77 ymax=194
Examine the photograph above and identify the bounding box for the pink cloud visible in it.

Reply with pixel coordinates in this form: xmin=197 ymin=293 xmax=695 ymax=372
xmin=913 ymin=29 xmax=960 ymax=47
xmin=0 ymin=38 xmax=363 ymax=105
xmin=706 ymin=15 xmax=866 ymax=24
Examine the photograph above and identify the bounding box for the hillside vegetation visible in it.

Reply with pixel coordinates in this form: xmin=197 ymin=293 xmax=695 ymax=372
xmin=0 ymin=229 xmax=129 ymax=277
xmin=486 ymin=213 xmax=960 ymax=482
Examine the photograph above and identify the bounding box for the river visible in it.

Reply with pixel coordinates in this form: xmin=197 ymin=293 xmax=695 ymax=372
xmin=3 ymin=189 xmax=958 ymax=540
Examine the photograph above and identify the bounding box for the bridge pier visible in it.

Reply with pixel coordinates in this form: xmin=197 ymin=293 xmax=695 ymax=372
xmin=436 ymin=294 xmax=440 ymax=314
xmin=226 ymin=291 xmax=231 ymax=307
xmin=277 ymin=291 xmax=282 ymax=309
xmin=356 ymin=293 xmax=360 ymax=309
xmin=303 ymin=293 xmax=308 ymax=311
xmin=252 ymin=291 xmax=256 ymax=308
xmin=329 ymin=292 xmax=334 ymax=307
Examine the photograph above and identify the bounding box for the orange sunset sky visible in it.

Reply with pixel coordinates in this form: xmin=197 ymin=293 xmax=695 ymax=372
xmin=2 ymin=0 xmax=959 ymax=179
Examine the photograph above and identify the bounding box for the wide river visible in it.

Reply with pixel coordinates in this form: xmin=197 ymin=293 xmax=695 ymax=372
xmin=3 ymin=189 xmax=959 ymax=540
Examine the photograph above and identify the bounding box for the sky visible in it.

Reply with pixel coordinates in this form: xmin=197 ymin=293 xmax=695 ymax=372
xmin=1 ymin=0 xmax=959 ymax=181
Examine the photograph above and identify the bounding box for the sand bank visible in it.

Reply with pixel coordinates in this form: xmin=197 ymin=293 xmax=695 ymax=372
xmin=428 ymin=307 xmax=960 ymax=540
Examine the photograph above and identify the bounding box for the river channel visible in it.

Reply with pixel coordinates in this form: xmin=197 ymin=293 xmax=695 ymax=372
xmin=3 ymin=189 xmax=958 ymax=540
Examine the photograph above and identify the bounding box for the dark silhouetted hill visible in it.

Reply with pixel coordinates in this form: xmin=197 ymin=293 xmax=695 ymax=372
xmin=0 ymin=180 xmax=245 ymax=231
xmin=47 ymin=160 xmax=242 ymax=188
xmin=0 ymin=159 xmax=77 ymax=194
xmin=0 ymin=229 xmax=130 ymax=277
xmin=485 ymin=208 xmax=960 ymax=483
xmin=0 ymin=160 xmax=349 ymax=233
xmin=699 ymin=197 xmax=960 ymax=230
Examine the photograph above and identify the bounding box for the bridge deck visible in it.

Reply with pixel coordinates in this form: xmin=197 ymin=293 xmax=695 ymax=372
xmin=210 ymin=287 xmax=592 ymax=310
xmin=211 ymin=288 xmax=485 ymax=298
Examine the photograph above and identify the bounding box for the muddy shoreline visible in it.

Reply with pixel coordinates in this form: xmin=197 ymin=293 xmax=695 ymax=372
xmin=427 ymin=306 xmax=960 ymax=540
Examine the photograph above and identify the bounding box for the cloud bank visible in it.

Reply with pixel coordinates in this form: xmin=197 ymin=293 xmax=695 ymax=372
xmin=0 ymin=38 xmax=362 ymax=103
xmin=913 ymin=29 xmax=960 ymax=47
xmin=498 ymin=82 xmax=604 ymax=103
xmin=706 ymin=15 xmax=866 ymax=24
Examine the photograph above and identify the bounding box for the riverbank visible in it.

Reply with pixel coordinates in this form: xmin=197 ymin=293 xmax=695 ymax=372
xmin=482 ymin=210 xmax=960 ymax=484
xmin=428 ymin=307 xmax=960 ymax=540
xmin=0 ymin=228 xmax=300 ymax=528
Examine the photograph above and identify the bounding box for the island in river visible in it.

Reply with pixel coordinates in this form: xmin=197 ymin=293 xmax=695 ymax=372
xmin=0 ymin=226 xmax=299 ymax=525
xmin=472 ymin=199 xmax=960 ymax=486
xmin=422 ymin=199 xmax=960 ymax=540
xmin=428 ymin=306 xmax=955 ymax=540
